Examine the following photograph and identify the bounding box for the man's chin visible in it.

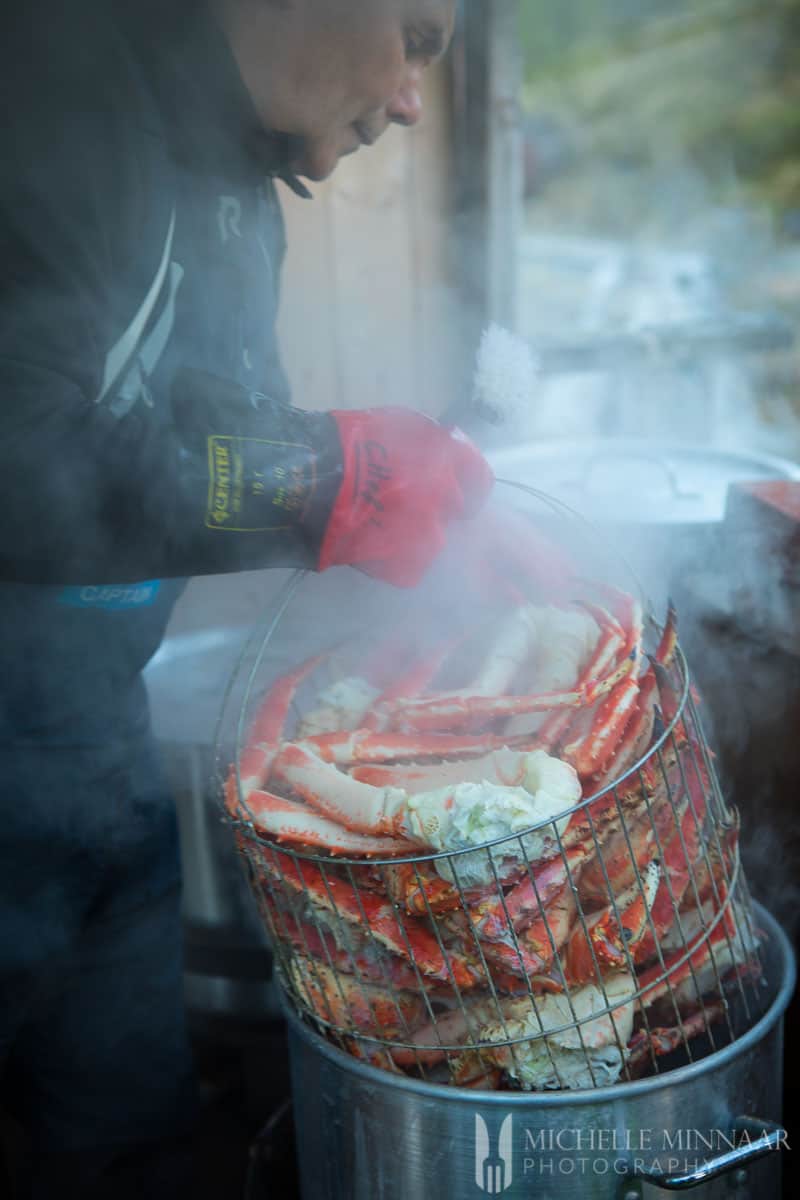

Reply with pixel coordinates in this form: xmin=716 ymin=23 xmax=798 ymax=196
xmin=294 ymin=141 xmax=359 ymax=183
xmin=296 ymin=162 xmax=337 ymax=183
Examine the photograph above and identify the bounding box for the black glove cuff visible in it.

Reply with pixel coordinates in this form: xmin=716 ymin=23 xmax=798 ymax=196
xmin=170 ymin=367 xmax=343 ymax=568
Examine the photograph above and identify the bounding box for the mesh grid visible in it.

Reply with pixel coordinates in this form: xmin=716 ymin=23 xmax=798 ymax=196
xmin=216 ymin=488 xmax=766 ymax=1092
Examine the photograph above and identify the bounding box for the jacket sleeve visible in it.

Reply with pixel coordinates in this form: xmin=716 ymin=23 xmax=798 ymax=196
xmin=0 ymin=8 xmax=342 ymax=586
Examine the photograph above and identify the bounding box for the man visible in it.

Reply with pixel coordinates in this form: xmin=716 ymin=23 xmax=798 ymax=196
xmin=0 ymin=0 xmax=492 ymax=1195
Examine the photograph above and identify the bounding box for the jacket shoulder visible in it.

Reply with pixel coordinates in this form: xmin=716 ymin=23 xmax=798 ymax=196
xmin=0 ymin=0 xmax=174 ymax=321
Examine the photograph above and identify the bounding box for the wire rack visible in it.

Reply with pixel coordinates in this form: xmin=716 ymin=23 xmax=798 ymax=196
xmin=215 ymin=485 xmax=767 ymax=1092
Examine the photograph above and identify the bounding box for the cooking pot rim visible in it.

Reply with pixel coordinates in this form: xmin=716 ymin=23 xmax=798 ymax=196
xmin=283 ymin=902 xmax=795 ymax=1107
xmin=488 ymin=439 xmax=800 ymax=528
xmin=489 ymin=438 xmax=800 ymax=479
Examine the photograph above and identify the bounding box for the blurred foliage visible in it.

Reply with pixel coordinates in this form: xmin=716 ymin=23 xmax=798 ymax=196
xmin=520 ymin=0 xmax=800 ymax=231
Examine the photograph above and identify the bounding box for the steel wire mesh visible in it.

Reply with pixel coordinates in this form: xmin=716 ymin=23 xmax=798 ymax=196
xmin=216 ymin=486 xmax=768 ymax=1092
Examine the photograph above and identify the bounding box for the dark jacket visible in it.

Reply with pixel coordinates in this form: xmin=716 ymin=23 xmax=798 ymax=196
xmin=0 ymin=0 xmax=342 ymax=584
xmin=0 ymin=0 xmax=341 ymax=739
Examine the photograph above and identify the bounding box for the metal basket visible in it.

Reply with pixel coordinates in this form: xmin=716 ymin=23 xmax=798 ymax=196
xmin=215 ymin=485 xmax=767 ymax=1093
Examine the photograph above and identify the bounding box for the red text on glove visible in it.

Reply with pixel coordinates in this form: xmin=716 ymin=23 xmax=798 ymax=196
xmin=358 ymin=440 xmax=391 ymax=527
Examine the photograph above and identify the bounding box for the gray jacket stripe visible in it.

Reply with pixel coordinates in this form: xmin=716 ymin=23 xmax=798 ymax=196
xmin=139 ymin=261 xmax=184 ymax=376
xmin=96 ymin=208 xmax=176 ymax=406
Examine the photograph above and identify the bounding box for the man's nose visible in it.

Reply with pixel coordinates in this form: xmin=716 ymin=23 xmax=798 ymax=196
xmin=387 ymin=72 xmax=423 ymax=127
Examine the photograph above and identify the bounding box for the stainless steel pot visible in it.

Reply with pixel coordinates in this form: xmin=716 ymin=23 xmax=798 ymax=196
xmin=286 ymin=904 xmax=794 ymax=1200
xmin=488 ymin=440 xmax=800 ymax=608
xmin=145 ymin=627 xmax=283 ymax=1030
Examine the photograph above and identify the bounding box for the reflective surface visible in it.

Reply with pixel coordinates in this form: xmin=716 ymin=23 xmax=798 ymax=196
xmin=287 ymin=904 xmax=793 ymax=1199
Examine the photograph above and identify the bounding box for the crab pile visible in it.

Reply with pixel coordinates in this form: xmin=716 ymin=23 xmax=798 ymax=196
xmin=224 ymin=580 xmax=760 ymax=1091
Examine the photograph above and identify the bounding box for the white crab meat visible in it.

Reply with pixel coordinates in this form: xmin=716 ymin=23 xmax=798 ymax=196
xmin=612 ymin=857 xmax=662 ymax=917
xmin=535 ymin=605 xmax=603 ymax=692
xmin=503 ymin=605 xmax=601 ymax=737
xmin=480 ymin=971 xmax=636 ymax=1091
xmin=274 ymin=747 xmax=580 ymax=880
xmin=297 ymin=676 xmax=381 ymax=738
xmin=406 ymin=750 xmax=581 ymax=887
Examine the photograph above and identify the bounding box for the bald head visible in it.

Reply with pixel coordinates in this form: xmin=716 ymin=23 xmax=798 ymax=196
xmin=213 ymin=0 xmax=456 ymax=180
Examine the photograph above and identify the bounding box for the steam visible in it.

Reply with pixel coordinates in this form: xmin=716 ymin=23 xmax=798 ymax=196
xmin=472 ymin=324 xmax=540 ymax=428
xmin=468 ymin=269 xmax=799 ymax=938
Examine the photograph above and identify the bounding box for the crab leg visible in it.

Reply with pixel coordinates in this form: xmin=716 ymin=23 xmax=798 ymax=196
xmin=577 ymin=791 xmax=677 ymax=905
xmin=651 ymin=658 xmax=688 ymax=745
xmin=565 ymin=860 xmax=663 ymax=984
xmin=627 ymin=1002 xmax=727 ymax=1076
xmin=390 ymin=997 xmax=504 ymax=1068
xmin=522 ymin=880 xmax=578 ymax=963
xmin=478 ymin=931 xmax=552 ymax=980
xmin=351 ymin=761 xmax=473 ymax=790
xmin=272 ymin=743 xmax=411 ymax=837
xmin=267 ymin=903 xmax=452 ymax=994
xmin=480 ymin=880 xmax=578 ymax=979
xmin=580 ymin=601 xmax=625 ymax=643
xmin=225 ymin=652 xmax=329 ymax=809
xmin=377 ymin=599 xmax=636 ymax=737
xmin=225 ymin=743 xmax=275 ymax=816
xmin=631 ymin=791 xmax=707 ymax=965
xmin=290 ymin=956 xmax=427 ymax=1039
xmin=536 ymin=605 xmax=624 ymax=751
xmin=556 ymin=757 xmax=671 ymax=859
xmin=247 ymin=653 xmax=328 ymax=747
xmin=296 ymin=676 xmax=382 ymax=739
xmin=583 ymin=584 xmax=643 ymax=667
xmin=297 ymin=631 xmax=441 ymax=739
xmin=397 ymin=1002 xmax=504 ymax=1071
xmin=267 ymin=744 xmax=582 ymax=875
xmin=349 ymin=747 xmax=533 ymax=792
xmin=296 ymin=729 xmax=508 ymax=766
xmin=245 ymin=790 xmax=416 ymax=856
xmin=636 ymin=907 xmax=759 ymax=1014
xmin=471 ymin=842 xmax=589 ymax=942
xmin=381 ymin=659 xmax=635 ymax=735
xmin=382 ymin=861 xmax=473 ymax=916
xmin=469 ymin=604 xmax=544 ymax=696
xmin=551 ymin=588 xmax=643 ymax=759
xmin=566 ymin=787 xmax=706 ymax=982
xmin=449 ymin=971 xmax=636 ymax=1091
xmin=363 ymin=635 xmax=467 ymax=732
xmin=457 ymin=1066 xmax=505 ymax=1090
xmin=259 ymin=856 xmax=481 ymax=989
xmin=562 ymin=665 xmax=643 ymax=779
xmin=655 ymin=602 xmax=679 ymax=669
xmin=275 ymin=743 xmax=582 ymax=855
xmin=688 ymin=815 xmax=739 ymax=908
xmin=584 ymin=667 xmax=658 ymax=790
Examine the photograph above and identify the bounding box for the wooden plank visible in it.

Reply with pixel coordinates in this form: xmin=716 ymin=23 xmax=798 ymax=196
xmin=277 ymin=63 xmax=457 ymax=418
xmin=449 ymin=0 xmax=524 ymax=357
xmin=486 ymin=1 xmax=524 ymax=330
xmin=407 ymin=67 xmax=461 ymax=417
xmin=326 ymin=123 xmax=416 ymax=411
xmin=278 ymin=184 xmax=343 ymax=412
xmin=449 ymin=2 xmax=490 ymax=353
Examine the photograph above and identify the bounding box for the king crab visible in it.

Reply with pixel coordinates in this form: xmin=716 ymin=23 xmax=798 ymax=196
xmin=223 ymin=566 xmax=758 ymax=1088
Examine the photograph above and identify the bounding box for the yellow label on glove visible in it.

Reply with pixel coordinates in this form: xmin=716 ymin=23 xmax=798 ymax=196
xmin=206 ymin=435 xmax=315 ymax=532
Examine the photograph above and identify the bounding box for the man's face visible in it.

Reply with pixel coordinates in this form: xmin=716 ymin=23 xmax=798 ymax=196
xmin=220 ymin=0 xmax=456 ymax=181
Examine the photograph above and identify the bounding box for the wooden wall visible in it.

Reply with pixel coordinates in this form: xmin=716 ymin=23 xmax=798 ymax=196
xmin=276 ymin=66 xmax=460 ymax=420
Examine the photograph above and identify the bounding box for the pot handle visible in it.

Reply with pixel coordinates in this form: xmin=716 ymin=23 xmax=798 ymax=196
xmin=577 ymin=452 xmax=701 ymax=504
xmin=625 ymin=1117 xmax=787 ymax=1192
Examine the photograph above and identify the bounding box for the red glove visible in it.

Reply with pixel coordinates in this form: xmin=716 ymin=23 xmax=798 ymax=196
xmin=318 ymin=408 xmax=494 ymax=587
